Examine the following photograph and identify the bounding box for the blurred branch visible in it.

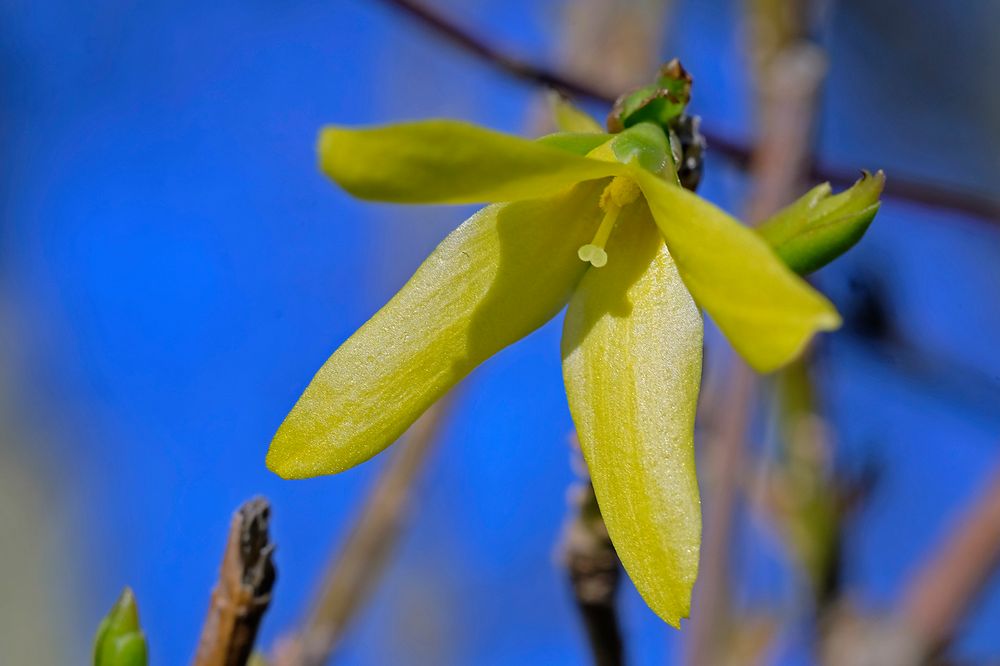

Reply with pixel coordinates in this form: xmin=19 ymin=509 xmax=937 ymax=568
xmin=556 ymin=0 xmax=672 ymax=92
xmin=277 ymin=396 xmax=453 ymax=666
xmin=743 ymin=43 xmax=828 ymax=223
xmin=822 ymin=465 xmax=1000 ymax=664
xmin=687 ymin=361 xmax=755 ymax=666
xmin=376 ymin=0 xmax=1000 ymax=224
xmin=194 ymin=498 xmax=277 ymax=666
xmin=562 ymin=457 xmax=624 ymax=666
xmin=688 ymin=9 xmax=828 ymax=659
xmin=902 ymin=463 xmax=1000 ymax=655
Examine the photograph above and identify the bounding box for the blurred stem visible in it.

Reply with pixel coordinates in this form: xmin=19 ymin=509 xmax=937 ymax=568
xmin=685 ymin=361 xmax=755 ymax=665
xmin=562 ymin=466 xmax=625 ymax=666
xmin=686 ymin=6 xmax=826 ymax=662
xmin=278 ymin=395 xmax=454 ymax=666
xmin=557 ymin=0 xmax=672 ymax=93
xmin=902 ymin=463 xmax=1000 ymax=654
xmin=823 ymin=464 xmax=1000 ymax=663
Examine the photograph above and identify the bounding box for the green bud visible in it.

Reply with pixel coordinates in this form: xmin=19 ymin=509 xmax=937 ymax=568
xmin=758 ymin=171 xmax=885 ymax=275
xmin=606 ymin=59 xmax=693 ymax=133
xmin=93 ymin=588 xmax=148 ymax=666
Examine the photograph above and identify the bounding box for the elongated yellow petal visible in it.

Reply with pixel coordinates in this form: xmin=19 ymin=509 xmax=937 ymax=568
xmin=633 ymin=170 xmax=841 ymax=372
xmin=268 ymin=180 xmax=609 ymax=479
xmin=536 ymin=132 xmax=613 ymax=156
xmin=550 ymin=93 xmax=605 ymax=133
xmin=562 ymin=204 xmax=703 ymax=626
xmin=319 ymin=120 xmax=623 ymax=204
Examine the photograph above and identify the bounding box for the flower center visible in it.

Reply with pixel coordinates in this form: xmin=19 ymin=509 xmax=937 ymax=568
xmin=578 ymin=177 xmax=641 ymax=268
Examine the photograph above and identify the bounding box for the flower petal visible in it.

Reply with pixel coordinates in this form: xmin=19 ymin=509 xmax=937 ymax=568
xmin=633 ymin=170 xmax=841 ymax=372
xmin=562 ymin=204 xmax=703 ymax=626
xmin=536 ymin=132 xmax=613 ymax=156
xmin=268 ymin=180 xmax=609 ymax=479
xmin=550 ymin=93 xmax=605 ymax=133
xmin=319 ymin=120 xmax=623 ymax=204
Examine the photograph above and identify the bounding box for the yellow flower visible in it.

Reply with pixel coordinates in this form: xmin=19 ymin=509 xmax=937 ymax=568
xmin=266 ymin=106 xmax=881 ymax=626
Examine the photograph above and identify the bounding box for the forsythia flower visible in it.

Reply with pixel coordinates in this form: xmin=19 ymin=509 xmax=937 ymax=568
xmin=266 ymin=73 xmax=882 ymax=625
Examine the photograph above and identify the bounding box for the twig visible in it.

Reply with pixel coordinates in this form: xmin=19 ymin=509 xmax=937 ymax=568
xmin=376 ymin=0 xmax=1000 ymax=224
xmin=193 ymin=497 xmax=277 ymax=666
xmin=820 ymin=464 xmax=1000 ymax=664
xmin=902 ymin=463 xmax=1000 ymax=654
xmin=562 ymin=445 xmax=625 ymax=666
xmin=278 ymin=395 xmax=454 ymax=666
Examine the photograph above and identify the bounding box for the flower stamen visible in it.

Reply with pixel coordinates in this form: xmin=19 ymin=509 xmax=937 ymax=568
xmin=578 ymin=177 xmax=641 ymax=268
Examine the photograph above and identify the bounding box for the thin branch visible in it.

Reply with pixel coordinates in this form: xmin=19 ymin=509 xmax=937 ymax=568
xmin=688 ymin=34 xmax=825 ymax=665
xmin=902 ymin=463 xmax=1000 ymax=654
xmin=686 ymin=360 xmax=755 ymax=665
xmin=562 ymin=444 xmax=625 ymax=666
xmin=193 ymin=497 xmax=277 ymax=666
xmin=822 ymin=463 xmax=1000 ymax=664
xmin=277 ymin=395 xmax=454 ymax=666
xmin=376 ymin=0 xmax=1000 ymax=225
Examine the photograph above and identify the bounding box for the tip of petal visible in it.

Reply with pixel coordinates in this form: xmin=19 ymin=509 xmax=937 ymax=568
xmin=741 ymin=304 xmax=843 ymax=374
xmin=627 ymin=569 xmax=694 ymax=629
xmin=265 ymin=449 xmax=297 ymax=480
xmin=645 ymin=592 xmax=691 ymax=629
xmin=265 ymin=434 xmax=315 ymax=480
xmin=818 ymin=307 xmax=843 ymax=331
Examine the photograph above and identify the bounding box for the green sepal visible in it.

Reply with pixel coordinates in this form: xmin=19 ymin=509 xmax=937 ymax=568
xmin=758 ymin=171 xmax=885 ymax=275
xmin=93 ymin=588 xmax=148 ymax=666
xmin=607 ymin=59 xmax=693 ymax=133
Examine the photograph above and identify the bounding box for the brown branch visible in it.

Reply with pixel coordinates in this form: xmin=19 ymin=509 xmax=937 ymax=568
xmin=561 ymin=444 xmax=625 ymax=666
xmin=194 ymin=497 xmax=277 ymax=666
xmin=376 ymin=0 xmax=1000 ymax=225
xmin=902 ymin=462 xmax=1000 ymax=654
xmin=276 ymin=395 xmax=454 ymax=666
xmin=822 ymin=464 xmax=1000 ymax=664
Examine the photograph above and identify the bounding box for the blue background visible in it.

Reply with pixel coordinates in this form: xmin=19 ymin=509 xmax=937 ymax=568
xmin=1 ymin=0 xmax=998 ymax=663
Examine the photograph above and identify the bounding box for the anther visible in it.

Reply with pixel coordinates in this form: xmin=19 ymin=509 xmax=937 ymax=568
xmin=600 ymin=176 xmax=641 ymax=211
